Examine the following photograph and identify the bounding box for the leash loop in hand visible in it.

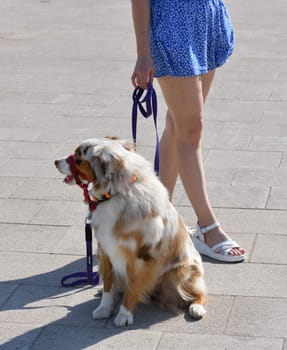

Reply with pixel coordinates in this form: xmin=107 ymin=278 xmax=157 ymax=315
xmin=132 ymin=83 xmax=160 ymax=175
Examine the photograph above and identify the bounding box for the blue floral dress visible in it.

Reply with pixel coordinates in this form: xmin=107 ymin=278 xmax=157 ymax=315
xmin=149 ymin=0 xmax=234 ymax=77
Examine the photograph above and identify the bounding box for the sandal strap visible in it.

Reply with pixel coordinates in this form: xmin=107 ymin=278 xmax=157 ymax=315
xmin=194 ymin=222 xmax=221 ymax=243
xmin=199 ymin=222 xmax=221 ymax=234
xmin=211 ymin=239 xmax=239 ymax=256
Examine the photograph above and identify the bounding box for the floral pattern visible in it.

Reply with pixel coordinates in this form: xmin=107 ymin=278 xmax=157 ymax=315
xmin=149 ymin=0 xmax=234 ymax=77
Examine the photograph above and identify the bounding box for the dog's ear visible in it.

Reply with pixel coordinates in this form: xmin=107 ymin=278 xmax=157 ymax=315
xmin=104 ymin=136 xmax=134 ymax=152
xmin=89 ymin=146 xmax=125 ymax=183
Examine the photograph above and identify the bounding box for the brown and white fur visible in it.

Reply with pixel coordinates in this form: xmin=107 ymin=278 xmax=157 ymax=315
xmin=55 ymin=138 xmax=206 ymax=327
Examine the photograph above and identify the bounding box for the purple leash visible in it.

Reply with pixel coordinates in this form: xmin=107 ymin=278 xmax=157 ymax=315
xmin=61 ymin=218 xmax=100 ymax=287
xmin=132 ymin=83 xmax=160 ymax=175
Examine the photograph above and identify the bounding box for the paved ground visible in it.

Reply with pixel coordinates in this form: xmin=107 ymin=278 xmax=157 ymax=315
xmin=1 ymin=0 xmax=287 ymax=349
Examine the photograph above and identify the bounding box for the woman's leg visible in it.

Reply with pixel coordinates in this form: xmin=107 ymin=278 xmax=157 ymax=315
xmin=157 ymin=71 xmax=245 ymax=256
xmin=159 ymin=71 xmax=215 ymax=200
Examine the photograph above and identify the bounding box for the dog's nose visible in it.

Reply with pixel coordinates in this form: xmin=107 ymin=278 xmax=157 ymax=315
xmin=54 ymin=160 xmax=59 ymax=167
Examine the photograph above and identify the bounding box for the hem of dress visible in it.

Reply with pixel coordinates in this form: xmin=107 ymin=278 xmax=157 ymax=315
xmin=154 ymin=51 xmax=233 ymax=78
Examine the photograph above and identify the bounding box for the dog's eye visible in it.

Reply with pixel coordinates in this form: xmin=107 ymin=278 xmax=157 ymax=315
xmin=75 ymin=158 xmax=82 ymax=165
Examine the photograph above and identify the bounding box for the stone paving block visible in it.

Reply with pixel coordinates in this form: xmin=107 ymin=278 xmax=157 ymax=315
xmin=204 ymin=150 xmax=281 ymax=169
xmin=261 ymin=107 xmax=287 ymax=124
xmin=29 ymin=200 xmax=86 ymax=226
xmin=0 ymin=158 xmax=60 ymax=178
xmin=179 ymin=183 xmax=269 ymax=209
xmin=281 ymin=153 xmax=287 ymax=168
xmin=233 ymin=168 xmax=287 ymax=188
xmin=106 ymin=295 xmax=233 ymax=335
xmin=216 ymin=208 xmax=287 ymax=235
xmin=267 ymin=187 xmax=287 ymax=210
xmin=0 ymin=141 xmax=63 ymax=160
xmin=251 ymin=234 xmax=287 ymax=264
xmin=0 ymin=251 xmax=89 ymax=287
xmin=249 ymin=136 xmax=287 ymax=152
xmin=226 ymin=296 xmax=287 ymax=338
xmin=0 ymin=323 xmax=43 ymax=350
xmin=52 ymin=225 xmax=94 ymax=256
xmin=205 ymin=99 xmax=264 ymax=123
xmin=205 ymin=263 xmax=287 ymax=298
xmin=158 ymin=333 xmax=283 ymax=350
xmin=202 ymin=134 xmax=252 ymax=151
xmin=222 ymin=122 xmax=287 ymax=138
xmin=204 ymin=167 xmax=237 ymax=185
xmin=0 ymin=198 xmax=46 ymax=224
xmin=0 ymin=176 xmax=26 ymax=198
xmin=30 ymin=326 xmax=162 ymax=350
xmin=0 ymin=284 xmax=105 ymax=328
xmin=0 ymin=223 xmax=69 ymax=253
xmin=0 ymin=283 xmax=18 ymax=307
xmin=11 ymin=178 xmax=82 ymax=202
xmin=0 ymin=127 xmax=43 ymax=142
xmin=271 ymin=82 xmax=287 ymax=101
xmin=211 ymin=80 xmax=272 ymax=100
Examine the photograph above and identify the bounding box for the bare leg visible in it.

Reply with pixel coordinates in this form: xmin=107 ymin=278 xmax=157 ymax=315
xmin=158 ymin=71 xmax=245 ymax=256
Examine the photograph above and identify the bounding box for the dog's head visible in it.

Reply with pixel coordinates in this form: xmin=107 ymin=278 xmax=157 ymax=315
xmin=54 ymin=137 xmax=138 ymax=194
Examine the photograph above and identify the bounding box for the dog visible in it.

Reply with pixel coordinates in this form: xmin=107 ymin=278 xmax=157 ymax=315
xmin=55 ymin=137 xmax=207 ymax=327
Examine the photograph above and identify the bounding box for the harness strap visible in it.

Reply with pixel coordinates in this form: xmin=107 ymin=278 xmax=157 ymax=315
xmin=132 ymin=83 xmax=160 ymax=175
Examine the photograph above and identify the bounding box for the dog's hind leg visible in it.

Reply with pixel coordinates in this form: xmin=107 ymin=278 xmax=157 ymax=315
xmin=183 ymin=265 xmax=207 ymax=319
xmin=92 ymin=251 xmax=115 ymax=320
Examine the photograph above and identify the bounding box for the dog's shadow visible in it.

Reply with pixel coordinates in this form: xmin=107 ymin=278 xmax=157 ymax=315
xmin=1 ymin=257 xmax=201 ymax=349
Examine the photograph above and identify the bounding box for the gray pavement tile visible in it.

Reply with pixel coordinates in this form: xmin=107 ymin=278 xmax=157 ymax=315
xmin=0 ymin=141 xmax=63 ymax=160
xmin=280 ymin=153 xmax=287 ymax=168
xmin=226 ymin=296 xmax=287 ymax=338
xmin=211 ymin=80 xmax=272 ymax=101
xmin=119 ymin=295 xmax=233 ymax=334
xmin=179 ymin=183 xmax=269 ymax=209
xmin=251 ymin=234 xmax=287 ymax=265
xmin=158 ymin=333 xmax=283 ymax=350
xmin=202 ymin=133 xmax=252 ymax=151
xmin=261 ymin=108 xmax=287 ymax=125
xmin=29 ymin=200 xmax=86 ymax=226
xmin=271 ymin=82 xmax=287 ymax=101
xmin=204 ymin=150 xmax=282 ymax=169
xmin=0 ymin=251 xmax=90 ymax=287
xmin=216 ymin=208 xmax=287 ymax=235
xmin=0 ymin=284 xmax=105 ymax=328
xmin=0 ymin=223 xmax=69 ymax=253
xmin=0 ymin=159 xmax=60 ymax=178
xmin=205 ymin=99 xmax=264 ymax=124
xmin=11 ymin=178 xmax=82 ymax=202
xmin=249 ymin=136 xmax=287 ymax=152
xmin=0 ymin=177 xmax=26 ymax=198
xmin=205 ymin=263 xmax=287 ymax=298
xmin=222 ymin=122 xmax=287 ymax=138
xmin=204 ymin=167 xmax=238 ymax=184
xmin=52 ymin=225 xmax=95 ymax=256
xmin=37 ymin=123 xmax=131 ymax=143
xmin=30 ymin=326 xmax=162 ymax=350
xmin=0 ymin=323 xmax=43 ymax=350
xmin=0 ymin=127 xmax=43 ymax=142
xmin=0 ymin=198 xmax=45 ymax=224
xmin=267 ymin=188 xmax=287 ymax=210
xmin=233 ymin=168 xmax=287 ymax=188
xmin=0 ymin=283 xmax=18 ymax=307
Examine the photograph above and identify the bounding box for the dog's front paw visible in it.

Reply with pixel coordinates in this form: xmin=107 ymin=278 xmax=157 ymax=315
xmin=113 ymin=305 xmax=134 ymax=327
xmin=92 ymin=305 xmax=113 ymax=320
xmin=189 ymin=303 xmax=206 ymax=319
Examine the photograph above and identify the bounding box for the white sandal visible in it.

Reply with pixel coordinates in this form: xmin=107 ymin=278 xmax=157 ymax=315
xmin=190 ymin=222 xmax=245 ymax=263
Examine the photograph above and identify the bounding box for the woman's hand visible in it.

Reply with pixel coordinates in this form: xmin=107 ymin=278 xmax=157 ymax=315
xmin=131 ymin=55 xmax=154 ymax=89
